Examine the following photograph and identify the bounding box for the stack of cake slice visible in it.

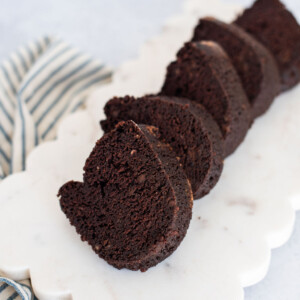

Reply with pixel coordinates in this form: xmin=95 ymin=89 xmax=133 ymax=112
xmin=58 ymin=0 xmax=300 ymax=271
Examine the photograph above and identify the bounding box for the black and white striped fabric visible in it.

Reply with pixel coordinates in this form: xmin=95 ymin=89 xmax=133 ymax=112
xmin=0 ymin=36 xmax=112 ymax=180
xmin=0 ymin=36 xmax=112 ymax=299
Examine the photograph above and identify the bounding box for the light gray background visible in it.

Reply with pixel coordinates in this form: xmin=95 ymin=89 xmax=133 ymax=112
xmin=1 ymin=0 xmax=299 ymax=299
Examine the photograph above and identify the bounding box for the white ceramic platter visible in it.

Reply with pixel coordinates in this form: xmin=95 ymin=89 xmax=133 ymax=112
xmin=0 ymin=0 xmax=300 ymax=299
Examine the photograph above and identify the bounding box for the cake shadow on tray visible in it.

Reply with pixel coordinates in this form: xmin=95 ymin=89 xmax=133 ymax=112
xmin=58 ymin=0 xmax=300 ymax=272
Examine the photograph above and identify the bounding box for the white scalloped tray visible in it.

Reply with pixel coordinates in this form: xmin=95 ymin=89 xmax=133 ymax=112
xmin=0 ymin=0 xmax=300 ymax=299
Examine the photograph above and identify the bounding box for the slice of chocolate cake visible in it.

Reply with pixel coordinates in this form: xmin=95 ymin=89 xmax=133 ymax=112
xmin=58 ymin=120 xmax=193 ymax=272
xmin=101 ymin=95 xmax=223 ymax=199
xmin=161 ymin=41 xmax=250 ymax=157
xmin=192 ymin=17 xmax=280 ymax=119
xmin=234 ymin=0 xmax=300 ymax=91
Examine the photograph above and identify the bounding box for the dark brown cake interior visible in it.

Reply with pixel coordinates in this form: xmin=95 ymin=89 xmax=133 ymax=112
xmin=192 ymin=17 xmax=262 ymax=106
xmin=234 ymin=0 xmax=300 ymax=91
xmin=101 ymin=95 xmax=223 ymax=198
xmin=161 ymin=41 xmax=250 ymax=156
xmin=162 ymin=43 xmax=227 ymax=133
xmin=59 ymin=121 xmax=192 ymax=271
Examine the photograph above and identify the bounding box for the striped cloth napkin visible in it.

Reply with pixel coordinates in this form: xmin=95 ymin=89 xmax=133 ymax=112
xmin=0 ymin=35 xmax=112 ymax=179
xmin=0 ymin=278 xmax=36 ymax=300
xmin=0 ymin=36 xmax=112 ymax=299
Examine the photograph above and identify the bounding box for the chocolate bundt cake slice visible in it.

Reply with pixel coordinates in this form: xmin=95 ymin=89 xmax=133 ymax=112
xmin=101 ymin=95 xmax=223 ymax=199
xmin=192 ymin=17 xmax=280 ymax=118
xmin=234 ymin=0 xmax=300 ymax=91
xmin=161 ymin=41 xmax=250 ymax=156
xmin=58 ymin=120 xmax=193 ymax=272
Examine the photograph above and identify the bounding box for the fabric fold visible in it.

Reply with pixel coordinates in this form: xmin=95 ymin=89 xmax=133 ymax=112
xmin=0 ymin=36 xmax=112 ymax=178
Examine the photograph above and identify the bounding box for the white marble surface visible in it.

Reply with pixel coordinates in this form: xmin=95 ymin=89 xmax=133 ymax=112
xmin=0 ymin=0 xmax=299 ymax=299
